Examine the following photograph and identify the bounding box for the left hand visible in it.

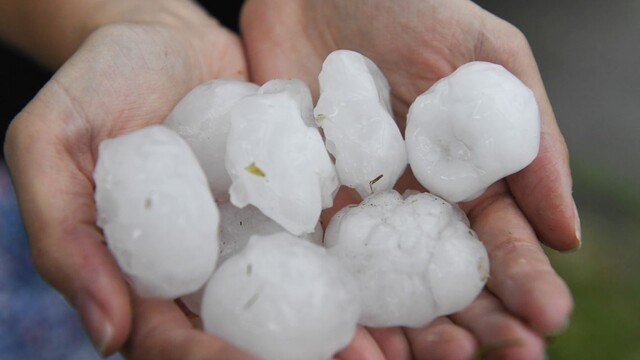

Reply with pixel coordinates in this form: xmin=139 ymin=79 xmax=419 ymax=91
xmin=241 ymin=0 xmax=578 ymax=358
xmin=3 ymin=1 xmax=255 ymax=357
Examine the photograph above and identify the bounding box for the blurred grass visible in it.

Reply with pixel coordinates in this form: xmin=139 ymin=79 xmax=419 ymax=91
xmin=545 ymin=158 xmax=640 ymax=359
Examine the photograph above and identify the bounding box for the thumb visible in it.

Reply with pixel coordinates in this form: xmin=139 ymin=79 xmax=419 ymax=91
xmin=475 ymin=12 xmax=580 ymax=251
xmin=4 ymin=81 xmax=131 ymax=356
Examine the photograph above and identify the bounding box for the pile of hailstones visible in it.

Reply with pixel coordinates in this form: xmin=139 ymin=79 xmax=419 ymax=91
xmin=94 ymin=50 xmax=540 ymax=360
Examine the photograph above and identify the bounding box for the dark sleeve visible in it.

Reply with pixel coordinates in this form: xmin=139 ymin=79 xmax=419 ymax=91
xmin=0 ymin=48 xmax=51 ymax=161
xmin=197 ymin=1 xmax=246 ymax=33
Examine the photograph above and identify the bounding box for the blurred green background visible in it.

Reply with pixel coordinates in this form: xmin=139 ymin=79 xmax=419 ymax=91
xmin=475 ymin=1 xmax=640 ymax=358
xmin=546 ymin=160 xmax=640 ymax=359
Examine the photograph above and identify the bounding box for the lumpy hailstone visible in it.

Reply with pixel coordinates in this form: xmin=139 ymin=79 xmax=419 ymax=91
xmin=201 ymin=234 xmax=360 ymax=360
xmin=94 ymin=125 xmax=219 ymax=298
xmin=226 ymin=90 xmax=339 ymax=235
xmin=324 ymin=190 xmax=489 ymax=327
xmin=314 ymin=50 xmax=408 ymax=198
xmin=164 ymin=79 xmax=259 ymax=200
xmin=405 ymin=61 xmax=540 ymax=203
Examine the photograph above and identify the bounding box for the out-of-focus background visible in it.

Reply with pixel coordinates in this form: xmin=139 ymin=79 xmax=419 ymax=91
xmin=477 ymin=1 xmax=640 ymax=359
xmin=1 ymin=1 xmax=638 ymax=359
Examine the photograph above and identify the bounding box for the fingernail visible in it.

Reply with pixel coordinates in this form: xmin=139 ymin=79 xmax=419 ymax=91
xmin=77 ymin=294 xmax=113 ymax=356
xmin=573 ymin=201 xmax=582 ymax=249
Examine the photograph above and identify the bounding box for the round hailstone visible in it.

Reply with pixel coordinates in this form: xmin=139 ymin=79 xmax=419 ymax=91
xmin=405 ymin=61 xmax=540 ymax=203
xmin=324 ymin=190 xmax=489 ymax=328
xmin=259 ymin=78 xmax=316 ymax=128
xmin=225 ymin=91 xmax=339 ymax=235
xmin=314 ymin=49 xmax=407 ymax=199
xmin=93 ymin=125 xmax=219 ymax=298
xmin=180 ymin=202 xmax=323 ymax=315
xmin=164 ymin=79 xmax=258 ymax=200
xmin=201 ymin=233 xmax=360 ymax=360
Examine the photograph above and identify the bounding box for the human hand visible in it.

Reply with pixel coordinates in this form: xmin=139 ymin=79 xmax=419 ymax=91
xmin=241 ymin=0 xmax=579 ymax=358
xmin=3 ymin=1 xmax=257 ymax=358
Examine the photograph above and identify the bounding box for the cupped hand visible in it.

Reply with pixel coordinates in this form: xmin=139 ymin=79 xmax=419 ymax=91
xmin=242 ymin=0 xmax=578 ymax=358
xmin=3 ymin=1 xmax=252 ymax=357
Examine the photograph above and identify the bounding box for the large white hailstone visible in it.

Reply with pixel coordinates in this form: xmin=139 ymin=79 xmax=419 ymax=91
xmin=180 ymin=203 xmax=323 ymax=315
xmin=93 ymin=125 xmax=219 ymax=298
xmin=225 ymin=91 xmax=339 ymax=235
xmin=164 ymin=79 xmax=259 ymax=200
xmin=405 ymin=61 xmax=540 ymax=203
xmin=259 ymin=78 xmax=316 ymax=128
xmin=324 ymin=190 xmax=489 ymax=328
xmin=201 ymin=233 xmax=360 ymax=360
xmin=314 ymin=49 xmax=407 ymax=198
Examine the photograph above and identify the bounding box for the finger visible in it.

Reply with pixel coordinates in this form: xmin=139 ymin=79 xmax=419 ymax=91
xmin=404 ymin=317 xmax=477 ymax=360
xmin=476 ymin=12 xmax=580 ymax=251
xmin=240 ymin=0 xmax=325 ymax=97
xmin=122 ymin=296 xmax=256 ymax=360
xmin=508 ymin=130 xmax=580 ymax=251
xmin=335 ymin=326 xmax=386 ymax=360
xmin=450 ymin=291 xmax=546 ymax=360
xmin=367 ymin=327 xmax=412 ymax=360
xmin=4 ymin=85 xmax=132 ymax=356
xmin=462 ymin=183 xmax=573 ymax=335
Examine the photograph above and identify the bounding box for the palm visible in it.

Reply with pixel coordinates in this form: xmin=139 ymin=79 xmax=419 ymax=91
xmin=242 ymin=0 xmax=576 ymax=358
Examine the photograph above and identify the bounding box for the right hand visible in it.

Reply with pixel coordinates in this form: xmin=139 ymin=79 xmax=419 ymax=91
xmin=241 ymin=0 xmax=577 ymax=358
xmin=3 ymin=1 xmax=253 ymax=357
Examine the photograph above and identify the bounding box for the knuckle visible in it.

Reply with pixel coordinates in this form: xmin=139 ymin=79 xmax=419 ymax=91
xmin=505 ymin=24 xmax=530 ymax=50
xmin=3 ymin=112 xmax=27 ymax=160
xmin=501 ymin=24 xmax=534 ymax=66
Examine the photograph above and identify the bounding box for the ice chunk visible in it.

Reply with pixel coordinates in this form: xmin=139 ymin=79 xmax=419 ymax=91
xmin=324 ymin=190 xmax=489 ymax=327
xmin=259 ymin=78 xmax=316 ymax=128
xmin=226 ymin=91 xmax=339 ymax=235
xmin=164 ymin=79 xmax=259 ymax=200
xmin=405 ymin=61 xmax=540 ymax=202
xmin=201 ymin=233 xmax=360 ymax=360
xmin=93 ymin=125 xmax=219 ymax=298
xmin=314 ymin=49 xmax=408 ymax=198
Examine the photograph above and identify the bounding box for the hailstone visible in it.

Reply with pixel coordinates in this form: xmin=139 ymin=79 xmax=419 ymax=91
xmin=324 ymin=190 xmax=489 ymax=327
xmin=225 ymin=90 xmax=339 ymax=235
xmin=93 ymin=125 xmax=219 ymax=298
xmin=201 ymin=233 xmax=360 ymax=360
xmin=259 ymin=78 xmax=316 ymax=128
xmin=405 ymin=61 xmax=540 ymax=202
xmin=314 ymin=49 xmax=407 ymax=198
xmin=164 ymin=79 xmax=258 ymax=200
